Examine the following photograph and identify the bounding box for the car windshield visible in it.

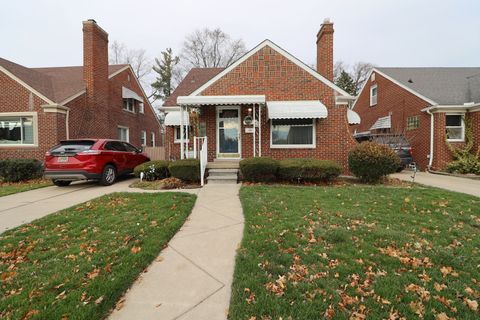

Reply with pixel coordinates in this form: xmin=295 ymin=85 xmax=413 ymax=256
xmin=51 ymin=140 xmax=95 ymax=153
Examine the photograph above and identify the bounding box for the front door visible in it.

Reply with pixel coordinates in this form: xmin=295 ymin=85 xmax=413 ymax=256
xmin=217 ymin=107 xmax=241 ymax=158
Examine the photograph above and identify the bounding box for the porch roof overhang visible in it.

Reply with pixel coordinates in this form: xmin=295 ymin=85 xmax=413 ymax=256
xmin=164 ymin=111 xmax=190 ymax=126
xmin=176 ymin=95 xmax=266 ymax=106
xmin=347 ymin=109 xmax=361 ymax=125
xmin=370 ymin=115 xmax=391 ymax=130
xmin=421 ymin=103 xmax=480 ymax=113
xmin=266 ymin=100 xmax=328 ymax=119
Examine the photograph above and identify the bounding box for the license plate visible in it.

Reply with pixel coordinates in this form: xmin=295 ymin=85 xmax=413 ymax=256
xmin=57 ymin=156 xmax=68 ymax=163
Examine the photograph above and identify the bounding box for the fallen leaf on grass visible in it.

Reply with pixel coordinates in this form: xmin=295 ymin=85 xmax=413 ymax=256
xmin=86 ymin=268 xmax=100 ymax=279
xmin=56 ymin=290 xmax=66 ymax=300
xmin=409 ymin=301 xmax=425 ymax=317
xmin=465 ymin=298 xmax=478 ymax=311
xmin=436 ymin=312 xmax=453 ymax=320
xmin=21 ymin=310 xmax=39 ymax=320
xmin=95 ymin=296 xmax=104 ymax=305
xmin=434 ymin=282 xmax=447 ymax=292
xmin=131 ymin=246 xmax=142 ymax=254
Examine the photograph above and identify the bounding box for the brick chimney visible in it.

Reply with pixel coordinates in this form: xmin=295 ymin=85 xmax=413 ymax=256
xmin=82 ymin=19 xmax=109 ymax=137
xmin=316 ymin=18 xmax=334 ymax=81
xmin=83 ymin=19 xmax=109 ymax=107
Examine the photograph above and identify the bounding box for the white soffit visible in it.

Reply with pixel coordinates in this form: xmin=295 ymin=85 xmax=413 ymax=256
xmin=164 ymin=111 xmax=190 ymax=126
xmin=177 ymin=95 xmax=266 ymax=105
xmin=370 ymin=115 xmax=391 ymax=130
xmin=267 ymin=100 xmax=328 ymax=119
xmin=122 ymin=86 xmax=143 ymax=102
xmin=347 ymin=109 xmax=361 ymax=124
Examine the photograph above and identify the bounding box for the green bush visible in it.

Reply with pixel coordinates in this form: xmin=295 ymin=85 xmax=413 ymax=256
xmin=278 ymin=158 xmax=342 ymax=182
xmin=168 ymin=159 xmax=200 ymax=182
xmin=348 ymin=142 xmax=401 ymax=183
xmin=239 ymin=157 xmax=279 ymax=182
xmin=446 ymin=154 xmax=480 ymax=175
xmin=0 ymin=159 xmax=43 ymax=182
xmin=133 ymin=160 xmax=169 ymax=181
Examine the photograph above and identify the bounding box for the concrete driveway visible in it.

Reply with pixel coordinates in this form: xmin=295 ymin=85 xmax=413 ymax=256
xmin=392 ymin=171 xmax=480 ymax=197
xmin=0 ymin=177 xmax=200 ymax=233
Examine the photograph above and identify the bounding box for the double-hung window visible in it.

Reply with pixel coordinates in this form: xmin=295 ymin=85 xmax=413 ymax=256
xmin=406 ymin=116 xmax=420 ymax=130
xmin=445 ymin=114 xmax=464 ymax=141
xmin=140 ymin=130 xmax=147 ymax=146
xmin=117 ymin=126 xmax=129 ymax=142
xmin=151 ymin=132 xmax=156 ymax=147
xmin=370 ymin=85 xmax=378 ymax=106
xmin=270 ymin=119 xmax=315 ymax=148
xmin=123 ymin=98 xmax=135 ymax=112
xmin=0 ymin=115 xmax=35 ymax=145
xmin=174 ymin=126 xmax=189 ymax=143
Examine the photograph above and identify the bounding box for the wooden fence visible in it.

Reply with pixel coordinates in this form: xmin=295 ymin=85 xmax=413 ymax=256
xmin=143 ymin=147 xmax=166 ymax=160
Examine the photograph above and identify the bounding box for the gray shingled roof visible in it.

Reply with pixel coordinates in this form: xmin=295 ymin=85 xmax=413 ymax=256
xmin=377 ymin=67 xmax=480 ymax=105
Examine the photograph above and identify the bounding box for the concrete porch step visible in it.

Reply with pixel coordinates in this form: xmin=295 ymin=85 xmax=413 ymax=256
xmin=207 ymin=175 xmax=238 ymax=184
xmin=208 ymin=169 xmax=239 ymax=176
xmin=207 ymin=162 xmax=240 ymax=169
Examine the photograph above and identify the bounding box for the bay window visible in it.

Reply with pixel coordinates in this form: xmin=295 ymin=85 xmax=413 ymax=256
xmin=0 ymin=115 xmax=35 ymax=145
xmin=270 ymin=119 xmax=315 ymax=148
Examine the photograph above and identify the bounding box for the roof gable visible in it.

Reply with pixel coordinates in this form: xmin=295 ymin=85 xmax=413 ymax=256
xmin=190 ymin=39 xmax=351 ymax=97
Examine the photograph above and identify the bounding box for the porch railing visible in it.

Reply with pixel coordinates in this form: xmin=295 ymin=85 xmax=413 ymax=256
xmin=194 ymin=136 xmax=208 ymax=186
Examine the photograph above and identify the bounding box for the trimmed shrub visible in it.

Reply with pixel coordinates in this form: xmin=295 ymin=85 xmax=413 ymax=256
xmin=278 ymin=158 xmax=342 ymax=182
xmin=0 ymin=159 xmax=43 ymax=182
xmin=446 ymin=155 xmax=480 ymax=175
xmin=348 ymin=142 xmax=401 ymax=183
xmin=239 ymin=157 xmax=279 ymax=182
xmin=133 ymin=160 xmax=169 ymax=181
xmin=168 ymin=159 xmax=200 ymax=182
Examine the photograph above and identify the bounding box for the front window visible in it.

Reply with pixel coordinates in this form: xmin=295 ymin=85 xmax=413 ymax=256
xmin=0 ymin=116 xmax=34 ymax=145
xmin=271 ymin=119 xmax=315 ymax=148
xmin=140 ymin=130 xmax=147 ymax=146
xmin=123 ymin=98 xmax=135 ymax=112
xmin=117 ymin=126 xmax=129 ymax=142
xmin=445 ymin=114 xmax=464 ymax=141
xmin=370 ymin=85 xmax=378 ymax=106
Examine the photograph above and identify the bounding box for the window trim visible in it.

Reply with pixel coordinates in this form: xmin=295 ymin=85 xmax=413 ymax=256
xmin=370 ymin=84 xmax=378 ymax=106
xmin=140 ymin=130 xmax=147 ymax=146
xmin=139 ymin=102 xmax=144 ymax=114
xmin=269 ymin=118 xmax=316 ymax=149
xmin=122 ymin=98 xmax=135 ymax=113
xmin=406 ymin=115 xmax=420 ymax=130
xmin=445 ymin=113 xmax=465 ymax=142
xmin=151 ymin=132 xmax=156 ymax=147
xmin=174 ymin=126 xmax=190 ymax=144
xmin=117 ymin=125 xmax=130 ymax=142
xmin=0 ymin=112 xmax=39 ymax=147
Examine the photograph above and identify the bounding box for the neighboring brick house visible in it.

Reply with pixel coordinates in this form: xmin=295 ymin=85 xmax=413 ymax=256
xmin=161 ymin=20 xmax=360 ymax=172
xmin=0 ymin=20 xmax=161 ymax=161
xmin=352 ymin=67 xmax=480 ymax=170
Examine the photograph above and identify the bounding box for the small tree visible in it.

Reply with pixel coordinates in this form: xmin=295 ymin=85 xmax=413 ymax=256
xmin=151 ymin=48 xmax=180 ymax=101
xmin=335 ymin=70 xmax=356 ymax=95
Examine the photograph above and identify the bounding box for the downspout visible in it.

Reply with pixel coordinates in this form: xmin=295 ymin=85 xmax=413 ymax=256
xmin=65 ymin=108 xmax=70 ymax=140
xmin=426 ymin=107 xmax=434 ymax=170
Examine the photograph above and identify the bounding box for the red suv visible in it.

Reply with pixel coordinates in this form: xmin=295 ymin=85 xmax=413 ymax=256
xmin=44 ymin=139 xmax=150 ymax=186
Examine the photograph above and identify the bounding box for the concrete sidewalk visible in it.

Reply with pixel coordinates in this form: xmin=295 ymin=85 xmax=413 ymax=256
xmin=392 ymin=171 xmax=480 ymax=197
xmin=0 ymin=178 xmax=199 ymax=232
xmin=108 ymin=183 xmax=244 ymax=320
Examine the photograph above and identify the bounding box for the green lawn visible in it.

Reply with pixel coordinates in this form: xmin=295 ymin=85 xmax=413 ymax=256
xmin=0 ymin=179 xmax=52 ymax=197
xmin=230 ymin=184 xmax=480 ymax=320
xmin=0 ymin=192 xmax=196 ymax=320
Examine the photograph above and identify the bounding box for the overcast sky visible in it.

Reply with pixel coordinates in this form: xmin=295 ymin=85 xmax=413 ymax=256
xmin=1 ymin=0 xmax=479 ymax=71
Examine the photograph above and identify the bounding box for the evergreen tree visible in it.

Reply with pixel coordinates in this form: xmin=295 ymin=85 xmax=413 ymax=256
xmin=151 ymin=48 xmax=180 ymax=101
xmin=335 ymin=70 xmax=357 ymax=95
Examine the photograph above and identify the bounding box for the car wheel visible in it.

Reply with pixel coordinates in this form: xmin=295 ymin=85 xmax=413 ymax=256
xmin=100 ymin=164 xmax=117 ymax=186
xmin=52 ymin=180 xmax=71 ymax=187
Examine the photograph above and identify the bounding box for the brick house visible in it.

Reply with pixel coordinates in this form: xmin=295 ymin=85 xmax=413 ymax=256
xmin=161 ymin=20 xmax=360 ymax=173
xmin=0 ymin=20 xmax=161 ymax=161
xmin=352 ymin=67 xmax=480 ymax=170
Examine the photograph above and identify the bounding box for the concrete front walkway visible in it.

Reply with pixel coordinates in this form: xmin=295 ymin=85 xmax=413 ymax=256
xmin=0 ymin=178 xmax=199 ymax=233
xmin=109 ymin=183 xmax=243 ymax=320
xmin=392 ymin=171 xmax=480 ymax=197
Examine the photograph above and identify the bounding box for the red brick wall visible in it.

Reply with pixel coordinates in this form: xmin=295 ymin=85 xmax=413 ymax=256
xmin=353 ymin=71 xmax=434 ymax=170
xmin=0 ymin=71 xmax=65 ymax=160
xmin=191 ymin=44 xmax=357 ymax=172
xmin=471 ymin=112 xmax=480 ymax=155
